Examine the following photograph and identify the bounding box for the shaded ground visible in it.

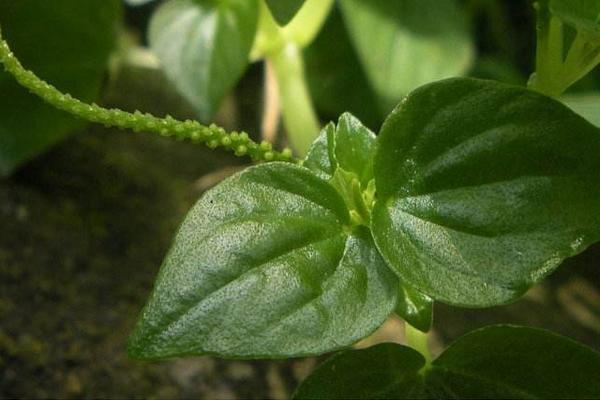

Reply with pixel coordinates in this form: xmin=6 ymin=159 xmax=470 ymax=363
xmin=1 ymin=66 xmax=599 ymax=398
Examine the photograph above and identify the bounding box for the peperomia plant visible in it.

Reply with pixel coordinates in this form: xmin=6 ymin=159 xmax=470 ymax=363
xmin=2 ymin=0 xmax=600 ymax=398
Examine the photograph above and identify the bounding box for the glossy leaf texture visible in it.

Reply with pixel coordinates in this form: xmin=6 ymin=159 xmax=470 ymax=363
xmin=0 ymin=0 xmax=121 ymax=175
xmin=395 ymin=283 xmax=433 ymax=333
xmin=373 ymin=78 xmax=600 ymax=307
xmin=149 ymin=0 xmax=258 ymax=121
xmin=294 ymin=325 xmax=600 ymax=399
xmin=338 ymin=0 xmax=473 ymax=112
xmin=429 ymin=325 xmax=600 ymax=398
xmin=550 ymin=0 xmax=600 ymax=35
xmin=303 ymin=114 xmax=432 ymax=331
xmin=294 ymin=343 xmax=426 ymax=399
xmin=265 ymin=0 xmax=305 ymax=26
xmin=129 ymin=163 xmax=398 ymax=359
xmin=304 ymin=113 xmax=375 ymax=185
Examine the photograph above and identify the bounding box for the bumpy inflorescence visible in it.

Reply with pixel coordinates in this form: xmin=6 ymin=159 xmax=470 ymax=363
xmin=0 ymin=28 xmax=295 ymax=163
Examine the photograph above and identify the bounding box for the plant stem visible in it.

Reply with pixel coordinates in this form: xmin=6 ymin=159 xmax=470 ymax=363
xmin=529 ymin=10 xmax=565 ymax=96
xmin=284 ymin=0 xmax=335 ymax=48
xmin=529 ymin=2 xmax=600 ymax=97
xmin=269 ymin=42 xmax=320 ymax=156
xmin=405 ymin=323 xmax=432 ymax=365
xmin=251 ymin=0 xmax=334 ymax=157
xmin=0 ymin=28 xmax=296 ymax=163
xmin=261 ymin=60 xmax=281 ymax=143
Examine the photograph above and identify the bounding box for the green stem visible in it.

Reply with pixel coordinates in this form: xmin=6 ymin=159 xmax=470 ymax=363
xmin=269 ymin=42 xmax=320 ymax=156
xmin=284 ymin=0 xmax=335 ymax=48
xmin=0 ymin=28 xmax=296 ymax=164
xmin=406 ymin=323 xmax=432 ymax=365
xmin=529 ymin=10 xmax=565 ymax=96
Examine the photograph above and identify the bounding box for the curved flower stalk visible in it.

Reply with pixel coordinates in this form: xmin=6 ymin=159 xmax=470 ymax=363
xmin=0 ymin=27 xmax=295 ymax=164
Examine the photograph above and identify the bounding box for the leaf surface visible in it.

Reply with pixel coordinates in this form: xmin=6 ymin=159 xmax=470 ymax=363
xmin=294 ymin=325 xmax=600 ymax=399
xmin=395 ymin=283 xmax=433 ymax=333
xmin=129 ymin=163 xmax=398 ymax=359
xmin=304 ymin=113 xmax=375 ymax=185
xmin=429 ymin=325 xmax=600 ymax=398
xmin=149 ymin=0 xmax=258 ymax=120
xmin=339 ymin=0 xmax=473 ymax=111
xmin=373 ymin=78 xmax=600 ymax=306
xmin=294 ymin=343 xmax=426 ymax=399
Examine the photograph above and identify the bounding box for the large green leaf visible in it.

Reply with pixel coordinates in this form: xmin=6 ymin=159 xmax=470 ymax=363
xmin=148 ymin=0 xmax=258 ymax=121
xmin=303 ymin=114 xmax=432 ymax=331
xmin=128 ymin=163 xmax=398 ymax=359
xmin=429 ymin=325 xmax=600 ymax=398
xmin=550 ymin=0 xmax=600 ymax=36
xmin=338 ymin=0 xmax=473 ymax=112
xmin=372 ymin=78 xmax=600 ymax=307
xmin=0 ymin=0 xmax=121 ymax=175
xmin=265 ymin=0 xmax=305 ymax=25
xmin=294 ymin=343 xmax=426 ymax=399
xmin=294 ymin=325 xmax=600 ymax=399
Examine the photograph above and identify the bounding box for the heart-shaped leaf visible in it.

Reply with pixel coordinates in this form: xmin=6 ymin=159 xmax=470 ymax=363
xmin=129 ymin=163 xmax=398 ymax=359
xmin=265 ymin=0 xmax=305 ymax=26
xmin=372 ymin=78 xmax=600 ymax=307
xmin=294 ymin=325 xmax=600 ymax=399
xmin=0 ymin=0 xmax=121 ymax=175
xmin=149 ymin=0 xmax=258 ymax=120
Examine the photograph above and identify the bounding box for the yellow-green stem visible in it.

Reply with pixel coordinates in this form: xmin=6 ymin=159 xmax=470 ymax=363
xmin=406 ymin=323 xmax=432 ymax=365
xmin=270 ymin=42 xmax=320 ymax=156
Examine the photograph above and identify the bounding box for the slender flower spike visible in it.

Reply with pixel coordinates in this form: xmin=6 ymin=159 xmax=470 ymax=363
xmin=0 ymin=27 xmax=296 ymax=164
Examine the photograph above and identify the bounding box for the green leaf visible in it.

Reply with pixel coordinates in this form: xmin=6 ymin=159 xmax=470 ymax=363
xmin=295 ymin=325 xmax=600 ymax=399
xmin=303 ymin=122 xmax=337 ymax=181
xmin=0 ymin=0 xmax=121 ymax=175
xmin=303 ymin=113 xmax=375 ymax=185
xmin=129 ymin=163 xmax=398 ymax=359
xmin=334 ymin=113 xmax=376 ymax=186
xmin=563 ymin=92 xmax=600 ymax=127
xmin=372 ymin=78 xmax=600 ymax=307
xmin=339 ymin=0 xmax=473 ymax=112
xmin=395 ymin=283 xmax=433 ymax=333
xmin=550 ymin=0 xmax=600 ymax=36
xmin=293 ymin=343 xmax=426 ymax=399
xmin=265 ymin=0 xmax=305 ymax=26
xmin=429 ymin=325 xmax=600 ymax=398
xmin=148 ymin=0 xmax=258 ymax=121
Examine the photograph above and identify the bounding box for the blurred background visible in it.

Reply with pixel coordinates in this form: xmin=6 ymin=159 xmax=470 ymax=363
xmin=0 ymin=0 xmax=599 ymax=398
